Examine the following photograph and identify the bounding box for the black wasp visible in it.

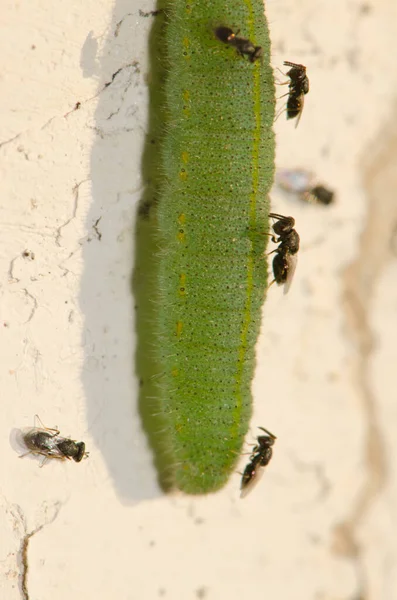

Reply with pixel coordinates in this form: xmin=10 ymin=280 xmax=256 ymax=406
xmin=268 ymin=212 xmax=300 ymax=293
xmin=214 ymin=26 xmax=263 ymax=63
xmin=240 ymin=427 xmax=277 ymax=498
xmin=20 ymin=415 xmax=88 ymax=465
xmin=279 ymin=61 xmax=309 ymax=126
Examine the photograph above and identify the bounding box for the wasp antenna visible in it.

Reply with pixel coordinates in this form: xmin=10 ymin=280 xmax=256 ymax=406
xmin=258 ymin=426 xmax=277 ymax=439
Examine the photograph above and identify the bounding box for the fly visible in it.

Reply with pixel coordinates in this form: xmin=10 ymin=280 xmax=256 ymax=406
xmin=276 ymin=169 xmax=335 ymax=206
xmin=20 ymin=416 xmax=88 ymax=465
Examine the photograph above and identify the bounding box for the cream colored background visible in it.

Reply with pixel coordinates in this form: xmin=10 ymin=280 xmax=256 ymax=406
xmin=1 ymin=0 xmax=397 ymax=598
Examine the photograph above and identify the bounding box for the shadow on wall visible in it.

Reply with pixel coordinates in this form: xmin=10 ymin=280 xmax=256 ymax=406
xmin=79 ymin=0 xmax=167 ymax=503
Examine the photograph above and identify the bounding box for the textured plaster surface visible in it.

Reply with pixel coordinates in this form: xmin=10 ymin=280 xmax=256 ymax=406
xmin=1 ymin=0 xmax=397 ymax=599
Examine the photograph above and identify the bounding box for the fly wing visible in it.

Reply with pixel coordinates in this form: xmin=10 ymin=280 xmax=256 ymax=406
xmin=283 ymin=253 xmax=298 ymax=295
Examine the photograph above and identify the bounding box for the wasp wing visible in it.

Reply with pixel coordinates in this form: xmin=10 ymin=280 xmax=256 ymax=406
xmin=283 ymin=253 xmax=298 ymax=294
xmin=240 ymin=465 xmax=265 ymax=499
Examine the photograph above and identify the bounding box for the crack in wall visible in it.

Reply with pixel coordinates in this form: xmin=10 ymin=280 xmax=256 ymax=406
xmin=333 ymin=109 xmax=397 ymax=598
xmin=55 ymin=179 xmax=90 ymax=247
xmin=8 ymin=256 xmax=21 ymax=283
xmin=9 ymin=502 xmax=63 ymax=600
xmin=1 ymin=57 xmax=141 ymax=146
xmin=91 ymin=217 xmax=102 ymax=241
xmin=0 ymin=132 xmax=21 ymax=148
xmin=57 ymin=249 xmax=80 ymax=277
xmin=22 ymin=289 xmax=38 ymax=323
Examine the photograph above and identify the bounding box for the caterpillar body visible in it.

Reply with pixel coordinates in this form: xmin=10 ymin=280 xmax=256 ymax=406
xmin=145 ymin=0 xmax=275 ymax=494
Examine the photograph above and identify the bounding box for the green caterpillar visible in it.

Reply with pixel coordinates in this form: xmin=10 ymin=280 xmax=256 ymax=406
xmin=136 ymin=0 xmax=275 ymax=494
